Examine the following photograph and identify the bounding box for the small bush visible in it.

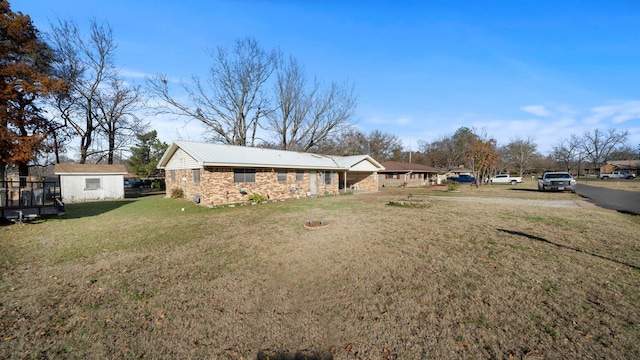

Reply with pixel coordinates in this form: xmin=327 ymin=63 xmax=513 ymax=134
xmin=447 ymin=181 xmax=459 ymax=192
xmin=248 ymin=192 xmax=267 ymax=203
xmin=151 ymin=180 xmax=165 ymax=189
xmin=170 ymin=188 xmax=184 ymax=199
xmin=341 ymin=190 xmax=353 ymax=196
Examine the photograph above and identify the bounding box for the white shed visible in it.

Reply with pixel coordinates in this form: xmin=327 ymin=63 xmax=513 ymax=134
xmin=54 ymin=164 xmax=127 ymax=202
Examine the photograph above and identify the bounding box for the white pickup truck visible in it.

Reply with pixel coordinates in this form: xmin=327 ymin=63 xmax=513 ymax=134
xmin=599 ymin=172 xmax=636 ymax=180
xmin=490 ymin=174 xmax=523 ymax=185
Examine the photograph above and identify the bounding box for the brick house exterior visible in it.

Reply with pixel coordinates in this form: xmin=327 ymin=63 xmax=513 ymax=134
xmin=157 ymin=142 xmax=384 ymax=207
xmin=599 ymin=160 xmax=640 ymax=177
xmin=378 ymin=161 xmax=443 ymax=187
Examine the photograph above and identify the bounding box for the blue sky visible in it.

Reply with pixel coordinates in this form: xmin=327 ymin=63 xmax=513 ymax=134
xmin=14 ymin=0 xmax=640 ymax=155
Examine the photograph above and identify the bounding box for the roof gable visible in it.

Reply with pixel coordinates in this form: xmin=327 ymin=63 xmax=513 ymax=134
xmin=331 ymin=155 xmax=384 ymax=171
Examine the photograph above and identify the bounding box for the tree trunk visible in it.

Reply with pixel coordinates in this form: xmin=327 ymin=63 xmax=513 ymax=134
xmin=108 ymin=131 xmax=116 ymax=164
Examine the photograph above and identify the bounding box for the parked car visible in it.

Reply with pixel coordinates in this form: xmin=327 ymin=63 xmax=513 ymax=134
xmin=599 ymin=172 xmax=635 ymax=180
xmin=538 ymin=172 xmax=576 ymax=192
xmin=490 ymin=174 xmax=523 ymax=185
xmin=448 ymin=174 xmax=475 ymax=183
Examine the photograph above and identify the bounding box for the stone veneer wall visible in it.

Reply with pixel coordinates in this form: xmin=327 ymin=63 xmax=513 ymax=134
xmin=165 ymin=168 xmax=340 ymax=207
xmin=346 ymin=172 xmax=379 ymax=191
xmin=378 ymin=173 xmax=437 ymax=188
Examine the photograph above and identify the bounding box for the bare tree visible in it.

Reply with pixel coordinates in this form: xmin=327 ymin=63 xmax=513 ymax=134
xmin=419 ymin=127 xmax=477 ymax=169
xmin=48 ymin=19 xmax=119 ymax=163
xmin=266 ymin=56 xmax=357 ymax=151
xmin=147 ymin=37 xmax=278 ymax=146
xmin=551 ymin=135 xmax=581 ymax=172
xmin=309 ymin=128 xmax=401 ymax=162
xmin=367 ymin=130 xmax=403 ymax=161
xmin=94 ymin=79 xmax=146 ymax=164
xmin=500 ymin=136 xmax=538 ymax=176
xmin=607 ymin=145 xmax=637 ymax=161
xmin=327 ymin=128 xmax=368 ymax=156
xmin=419 ymin=137 xmax=457 ymax=168
xmin=266 ymin=56 xmax=313 ymax=150
xmin=580 ymin=128 xmax=629 ymax=168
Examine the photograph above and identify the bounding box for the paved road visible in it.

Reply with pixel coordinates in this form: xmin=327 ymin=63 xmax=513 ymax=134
xmin=575 ymin=184 xmax=640 ymax=215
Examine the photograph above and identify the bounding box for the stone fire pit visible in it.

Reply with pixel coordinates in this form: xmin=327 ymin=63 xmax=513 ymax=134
xmin=303 ymin=219 xmax=329 ymax=230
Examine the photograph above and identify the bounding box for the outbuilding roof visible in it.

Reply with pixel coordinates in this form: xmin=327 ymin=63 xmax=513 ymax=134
xmin=157 ymin=141 xmax=385 ymax=171
xmin=54 ymin=163 xmax=128 ymax=175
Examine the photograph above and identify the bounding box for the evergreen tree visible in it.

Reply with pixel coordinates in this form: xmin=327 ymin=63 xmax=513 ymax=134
xmin=126 ymin=130 xmax=167 ymax=178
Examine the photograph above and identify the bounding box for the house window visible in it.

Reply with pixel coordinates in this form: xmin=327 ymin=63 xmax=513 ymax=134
xmin=193 ymin=169 xmax=200 ymax=183
xmin=387 ymin=173 xmax=399 ymax=179
xmin=296 ymin=170 xmax=305 ymax=181
xmin=324 ymin=171 xmax=333 ymax=185
xmin=85 ymin=178 xmax=100 ymax=190
xmin=277 ymin=170 xmax=287 ymax=182
xmin=170 ymin=170 xmax=175 ymax=182
xmin=234 ymin=169 xmax=256 ymax=183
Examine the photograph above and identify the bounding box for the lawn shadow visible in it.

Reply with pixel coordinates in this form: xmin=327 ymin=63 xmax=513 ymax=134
xmin=498 ymin=228 xmax=640 ymax=271
xmin=62 ymin=200 xmax=134 ymax=219
xmin=508 ymin=188 xmax=541 ymax=193
xmin=125 ymin=188 xmax=165 ymax=198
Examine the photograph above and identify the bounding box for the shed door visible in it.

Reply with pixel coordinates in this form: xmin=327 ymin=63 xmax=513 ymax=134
xmin=309 ymin=171 xmax=317 ymax=196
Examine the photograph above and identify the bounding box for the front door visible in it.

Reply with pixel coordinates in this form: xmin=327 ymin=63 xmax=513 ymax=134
xmin=309 ymin=171 xmax=317 ymax=196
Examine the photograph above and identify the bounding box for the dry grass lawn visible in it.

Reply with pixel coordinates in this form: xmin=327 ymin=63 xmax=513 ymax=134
xmin=1 ymin=182 xmax=639 ymax=359
xmin=576 ymin=178 xmax=640 ymax=192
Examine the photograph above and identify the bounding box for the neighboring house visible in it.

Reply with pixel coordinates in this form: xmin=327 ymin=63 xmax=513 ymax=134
xmin=54 ymin=164 xmax=127 ymax=202
xmin=156 ymin=141 xmax=385 ymax=207
xmin=378 ymin=161 xmax=444 ymax=187
xmin=448 ymin=167 xmax=473 ymax=176
xmin=600 ymin=160 xmax=640 ymax=177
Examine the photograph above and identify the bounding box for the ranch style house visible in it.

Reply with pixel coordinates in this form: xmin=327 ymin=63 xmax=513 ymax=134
xmin=378 ymin=161 xmax=444 ymax=187
xmin=157 ymin=141 xmax=385 ymax=207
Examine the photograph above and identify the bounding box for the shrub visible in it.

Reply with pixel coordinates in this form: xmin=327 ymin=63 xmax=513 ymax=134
xmin=170 ymin=188 xmax=184 ymax=199
xmin=447 ymin=180 xmax=459 ymax=192
xmin=151 ymin=180 xmax=165 ymax=189
xmin=248 ymin=192 xmax=267 ymax=203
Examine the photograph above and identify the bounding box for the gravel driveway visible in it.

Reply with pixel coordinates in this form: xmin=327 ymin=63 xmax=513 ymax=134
xmin=427 ymin=196 xmax=588 ymax=208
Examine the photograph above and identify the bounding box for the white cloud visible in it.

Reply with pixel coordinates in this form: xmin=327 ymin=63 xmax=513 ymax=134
xmin=119 ymin=68 xmax=152 ymax=79
xmin=395 ymin=117 xmax=412 ymax=125
xmin=586 ymin=101 xmax=640 ymax=125
xmin=521 ymin=105 xmax=550 ymax=117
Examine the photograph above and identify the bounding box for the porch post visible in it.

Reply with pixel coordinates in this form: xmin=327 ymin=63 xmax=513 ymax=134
xmin=344 ymin=170 xmax=347 ymax=191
